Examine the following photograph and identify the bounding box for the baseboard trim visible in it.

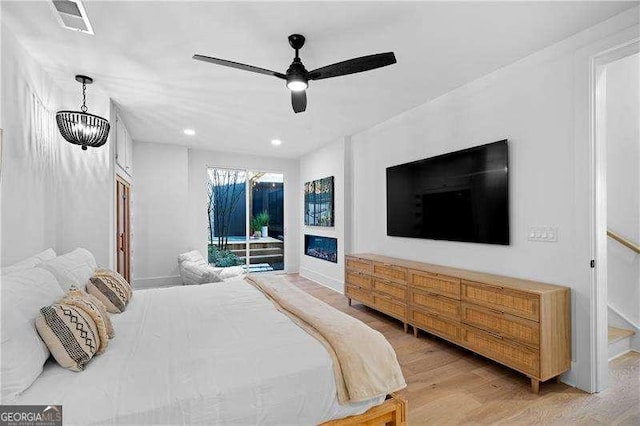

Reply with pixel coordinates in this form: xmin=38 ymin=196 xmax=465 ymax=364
xmin=133 ymin=275 xmax=181 ymax=290
xmin=299 ymin=267 xmax=344 ymax=294
xmin=608 ymin=304 xmax=640 ymax=331
xmin=558 ymin=361 xmax=577 ymax=388
xmin=608 ymin=348 xmax=635 ymax=362
xmin=608 ymin=304 xmax=640 ymax=351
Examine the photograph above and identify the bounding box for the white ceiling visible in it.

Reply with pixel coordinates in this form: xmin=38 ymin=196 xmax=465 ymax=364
xmin=2 ymin=1 xmax=637 ymax=158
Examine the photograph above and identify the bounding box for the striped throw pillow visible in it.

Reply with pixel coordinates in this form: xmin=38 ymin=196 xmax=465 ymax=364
xmin=65 ymin=286 xmax=114 ymax=339
xmin=35 ymin=303 xmax=100 ymax=371
xmin=94 ymin=268 xmax=132 ymax=299
xmin=86 ymin=272 xmax=130 ymax=313
xmin=61 ymin=289 xmax=111 ymax=354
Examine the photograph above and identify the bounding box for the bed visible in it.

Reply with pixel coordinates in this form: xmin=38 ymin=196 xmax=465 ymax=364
xmin=13 ymin=276 xmax=403 ymax=425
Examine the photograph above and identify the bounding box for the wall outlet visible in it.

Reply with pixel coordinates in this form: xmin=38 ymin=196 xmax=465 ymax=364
xmin=528 ymin=226 xmax=558 ymax=242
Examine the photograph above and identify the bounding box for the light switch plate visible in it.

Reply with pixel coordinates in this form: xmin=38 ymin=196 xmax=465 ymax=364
xmin=528 ymin=226 xmax=558 ymax=242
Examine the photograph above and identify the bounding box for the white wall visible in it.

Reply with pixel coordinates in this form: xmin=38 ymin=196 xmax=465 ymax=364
xmin=131 ymin=143 xmax=300 ymax=287
xmin=1 ymin=26 xmax=61 ymax=265
xmin=299 ymin=138 xmax=346 ymax=292
xmin=351 ymin=57 xmax=576 ymax=283
xmin=1 ymin=24 xmax=113 ymax=268
xmin=606 ymin=53 xmax=640 ymax=326
xmin=56 ymin=88 xmax=113 ymax=268
xmin=132 ymin=141 xmax=189 ymax=288
xmin=301 ymin=8 xmax=637 ymax=392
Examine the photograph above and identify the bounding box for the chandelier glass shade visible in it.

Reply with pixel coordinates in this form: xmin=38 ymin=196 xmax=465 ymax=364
xmin=56 ymin=75 xmax=110 ymax=150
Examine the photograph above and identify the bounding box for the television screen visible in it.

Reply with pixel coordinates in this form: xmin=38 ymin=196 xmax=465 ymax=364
xmin=386 ymin=140 xmax=509 ymax=245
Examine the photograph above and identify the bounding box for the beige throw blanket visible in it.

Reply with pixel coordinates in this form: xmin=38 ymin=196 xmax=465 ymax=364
xmin=245 ymin=274 xmax=406 ymax=404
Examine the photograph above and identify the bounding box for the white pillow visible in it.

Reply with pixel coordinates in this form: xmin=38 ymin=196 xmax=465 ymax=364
xmin=177 ymin=250 xmax=207 ymax=267
xmin=1 ymin=249 xmax=57 ymax=276
xmin=33 ymin=248 xmax=56 ymax=263
xmin=39 ymin=248 xmax=97 ymax=291
xmin=216 ymin=266 xmax=246 ymax=280
xmin=1 ymin=258 xmax=40 ymax=276
xmin=1 ymin=268 xmax=63 ymax=403
xmin=180 ymin=261 xmax=223 ymax=285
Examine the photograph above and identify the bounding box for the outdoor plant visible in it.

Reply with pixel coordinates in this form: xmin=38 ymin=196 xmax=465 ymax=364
xmin=256 ymin=211 xmax=270 ymax=227
xmin=208 ymin=244 xmax=241 ymax=267
xmin=250 ymin=217 xmax=261 ymax=234
xmin=251 ymin=211 xmax=270 ymax=232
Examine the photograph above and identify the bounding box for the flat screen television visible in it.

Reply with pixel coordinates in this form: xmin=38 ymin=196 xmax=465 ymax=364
xmin=386 ymin=140 xmax=509 ymax=245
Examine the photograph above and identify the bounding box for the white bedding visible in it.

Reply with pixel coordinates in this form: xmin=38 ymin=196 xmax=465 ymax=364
xmin=16 ymin=278 xmax=383 ymax=425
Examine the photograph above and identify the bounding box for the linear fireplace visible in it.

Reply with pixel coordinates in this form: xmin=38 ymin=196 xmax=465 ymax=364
xmin=304 ymin=234 xmax=338 ymax=263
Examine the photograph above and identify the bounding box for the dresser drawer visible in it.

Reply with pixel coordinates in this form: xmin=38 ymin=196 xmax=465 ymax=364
xmin=410 ymin=288 xmax=460 ymax=320
xmin=372 ymin=262 xmax=407 ymax=283
xmin=373 ymin=278 xmax=407 ymax=300
xmin=345 ymin=283 xmax=374 ymax=305
xmin=345 ymin=271 xmax=372 ymax=289
xmin=462 ymin=327 xmax=540 ymax=377
xmin=461 ymin=281 xmax=540 ymax=321
xmin=373 ymin=294 xmax=406 ymax=320
xmin=410 ymin=270 xmax=461 ymax=300
xmin=346 ymin=257 xmax=372 ymax=274
xmin=410 ymin=308 xmax=462 ymax=342
xmin=461 ymin=303 xmax=540 ymax=348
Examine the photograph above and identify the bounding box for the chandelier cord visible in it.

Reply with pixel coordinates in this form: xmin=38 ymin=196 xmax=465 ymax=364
xmin=81 ymin=81 xmax=88 ymax=113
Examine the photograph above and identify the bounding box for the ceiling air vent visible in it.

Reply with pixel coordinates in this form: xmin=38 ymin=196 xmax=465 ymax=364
xmin=50 ymin=0 xmax=94 ymax=35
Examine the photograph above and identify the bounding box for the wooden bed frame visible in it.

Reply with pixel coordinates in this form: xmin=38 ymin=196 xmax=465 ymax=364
xmin=320 ymin=393 xmax=407 ymax=426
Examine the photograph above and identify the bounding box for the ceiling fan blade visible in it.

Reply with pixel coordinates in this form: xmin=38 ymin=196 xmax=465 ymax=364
xmin=193 ymin=54 xmax=286 ymax=79
xmin=291 ymin=90 xmax=307 ymax=113
xmin=308 ymin=52 xmax=396 ymax=80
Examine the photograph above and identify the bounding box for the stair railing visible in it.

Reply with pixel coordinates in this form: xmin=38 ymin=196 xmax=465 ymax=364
xmin=607 ymin=229 xmax=640 ymax=254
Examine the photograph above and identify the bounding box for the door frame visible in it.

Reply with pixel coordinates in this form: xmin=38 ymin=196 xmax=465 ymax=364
xmin=590 ymin=38 xmax=639 ymax=392
xmin=115 ymin=174 xmax=131 ymax=282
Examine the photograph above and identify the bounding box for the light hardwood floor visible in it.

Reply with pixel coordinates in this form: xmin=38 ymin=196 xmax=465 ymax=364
xmin=284 ymin=274 xmax=640 ymax=425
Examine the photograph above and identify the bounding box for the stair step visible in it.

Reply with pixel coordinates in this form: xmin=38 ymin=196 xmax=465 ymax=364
xmin=231 ymin=247 xmax=283 ymax=256
xmin=608 ymin=326 xmax=635 ymax=344
xmin=237 ymin=254 xmax=284 ymax=264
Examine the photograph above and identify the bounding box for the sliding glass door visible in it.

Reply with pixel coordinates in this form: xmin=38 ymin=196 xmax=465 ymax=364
xmin=248 ymin=172 xmax=284 ymax=271
xmin=207 ymin=168 xmax=284 ymax=273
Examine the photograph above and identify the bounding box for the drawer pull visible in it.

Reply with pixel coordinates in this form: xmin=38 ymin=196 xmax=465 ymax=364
xmin=483 ymin=306 xmax=504 ymax=316
xmin=479 ymin=283 xmax=505 ymax=291
xmin=485 ymin=330 xmax=504 ymax=340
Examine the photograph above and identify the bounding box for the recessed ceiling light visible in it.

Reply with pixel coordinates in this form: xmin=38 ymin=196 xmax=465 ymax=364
xmin=271 ymin=139 xmax=282 ymax=146
xmin=184 ymin=129 xmax=195 ymax=136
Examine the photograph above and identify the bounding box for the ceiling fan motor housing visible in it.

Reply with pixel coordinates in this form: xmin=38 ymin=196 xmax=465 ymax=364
xmin=286 ymin=59 xmax=308 ymax=90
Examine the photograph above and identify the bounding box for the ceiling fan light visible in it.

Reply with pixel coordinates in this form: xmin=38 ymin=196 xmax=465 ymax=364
xmin=287 ymin=80 xmax=308 ymax=92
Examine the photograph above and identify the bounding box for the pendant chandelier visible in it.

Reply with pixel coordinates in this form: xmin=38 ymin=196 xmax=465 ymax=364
xmin=56 ymin=75 xmax=110 ymax=151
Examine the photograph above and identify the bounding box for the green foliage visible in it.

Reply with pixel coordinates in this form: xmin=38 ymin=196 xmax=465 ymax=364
xmin=250 ymin=217 xmax=261 ymax=234
xmin=208 ymin=244 xmax=242 ymax=267
xmin=251 ymin=211 xmax=270 ymax=232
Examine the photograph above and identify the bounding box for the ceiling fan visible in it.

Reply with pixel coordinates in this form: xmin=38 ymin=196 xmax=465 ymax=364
xmin=193 ymin=34 xmax=396 ymax=113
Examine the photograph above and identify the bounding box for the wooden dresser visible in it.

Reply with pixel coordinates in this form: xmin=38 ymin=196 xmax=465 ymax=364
xmin=345 ymin=254 xmax=571 ymax=393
